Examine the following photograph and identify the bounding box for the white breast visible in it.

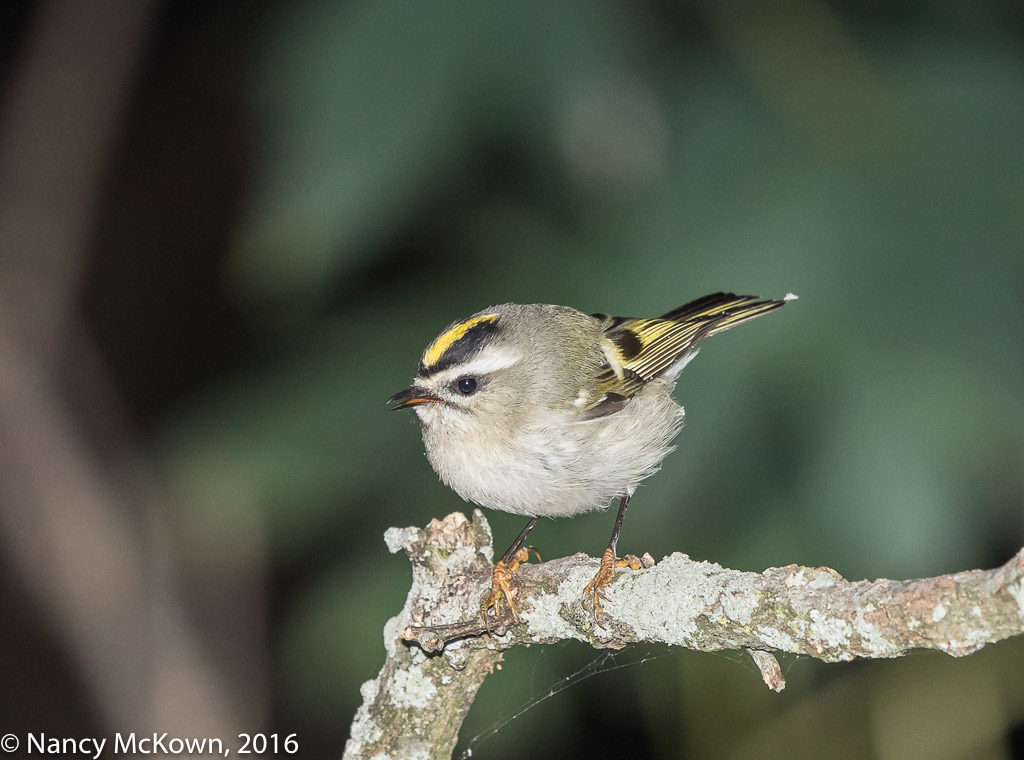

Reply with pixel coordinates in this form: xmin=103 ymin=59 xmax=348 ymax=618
xmin=420 ymin=379 xmax=685 ymax=518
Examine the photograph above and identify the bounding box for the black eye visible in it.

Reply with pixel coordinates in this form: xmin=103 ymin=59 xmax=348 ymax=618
xmin=457 ymin=376 xmax=478 ymax=395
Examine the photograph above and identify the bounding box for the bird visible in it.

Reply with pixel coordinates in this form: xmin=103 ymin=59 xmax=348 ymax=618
xmin=388 ymin=292 xmax=794 ymax=621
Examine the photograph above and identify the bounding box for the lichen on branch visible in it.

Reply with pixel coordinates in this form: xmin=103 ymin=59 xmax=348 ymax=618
xmin=344 ymin=510 xmax=1024 ymax=760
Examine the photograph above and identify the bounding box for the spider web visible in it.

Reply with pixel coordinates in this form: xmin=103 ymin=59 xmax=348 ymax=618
xmin=455 ymin=645 xmax=807 ymax=758
xmin=456 ymin=645 xmax=666 ymax=759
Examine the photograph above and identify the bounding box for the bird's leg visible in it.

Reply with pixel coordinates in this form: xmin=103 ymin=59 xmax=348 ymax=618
xmin=481 ymin=517 xmax=540 ymax=625
xmin=582 ymin=493 xmax=644 ymax=616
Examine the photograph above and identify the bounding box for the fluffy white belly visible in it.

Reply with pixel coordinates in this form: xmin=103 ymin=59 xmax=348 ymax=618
xmin=421 ymin=381 xmax=685 ymax=518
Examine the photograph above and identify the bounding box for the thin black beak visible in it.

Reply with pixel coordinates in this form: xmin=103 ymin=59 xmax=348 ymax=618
xmin=388 ymin=386 xmax=441 ymax=410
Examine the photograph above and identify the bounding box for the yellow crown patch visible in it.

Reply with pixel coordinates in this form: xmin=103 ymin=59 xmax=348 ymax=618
xmin=421 ymin=313 xmax=500 ymax=369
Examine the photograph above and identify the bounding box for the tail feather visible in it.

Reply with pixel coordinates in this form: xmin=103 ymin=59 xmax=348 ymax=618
xmin=660 ymin=292 xmax=788 ymax=328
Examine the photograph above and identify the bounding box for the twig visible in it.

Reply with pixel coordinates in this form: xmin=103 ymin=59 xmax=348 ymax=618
xmin=344 ymin=510 xmax=1024 ymax=760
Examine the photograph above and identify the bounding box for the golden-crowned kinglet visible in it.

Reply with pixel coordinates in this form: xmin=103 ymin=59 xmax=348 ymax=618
xmin=389 ymin=292 xmax=794 ymax=618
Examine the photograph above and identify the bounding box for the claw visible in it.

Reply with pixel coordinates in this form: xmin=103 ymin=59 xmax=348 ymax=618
xmin=582 ymin=548 xmax=645 ymax=616
xmin=480 ymin=546 xmax=539 ymax=627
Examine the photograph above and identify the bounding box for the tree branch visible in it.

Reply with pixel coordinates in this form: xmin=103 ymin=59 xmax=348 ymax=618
xmin=344 ymin=510 xmax=1024 ymax=760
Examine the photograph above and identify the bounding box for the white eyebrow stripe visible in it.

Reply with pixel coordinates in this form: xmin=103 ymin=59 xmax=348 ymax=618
xmin=429 ymin=348 xmax=522 ymax=382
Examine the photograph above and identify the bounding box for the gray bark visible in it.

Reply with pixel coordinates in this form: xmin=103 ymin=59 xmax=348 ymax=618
xmin=344 ymin=510 xmax=1024 ymax=760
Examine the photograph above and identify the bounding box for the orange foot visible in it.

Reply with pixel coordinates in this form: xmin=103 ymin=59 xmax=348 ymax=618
xmin=582 ymin=547 xmax=645 ymax=616
xmin=480 ymin=546 xmax=541 ymax=626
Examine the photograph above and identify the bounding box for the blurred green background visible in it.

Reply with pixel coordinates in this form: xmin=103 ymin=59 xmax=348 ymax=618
xmin=2 ymin=1 xmax=1023 ymax=758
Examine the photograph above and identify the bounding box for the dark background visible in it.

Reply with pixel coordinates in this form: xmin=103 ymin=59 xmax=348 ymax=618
xmin=1 ymin=1 xmax=1023 ymax=758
